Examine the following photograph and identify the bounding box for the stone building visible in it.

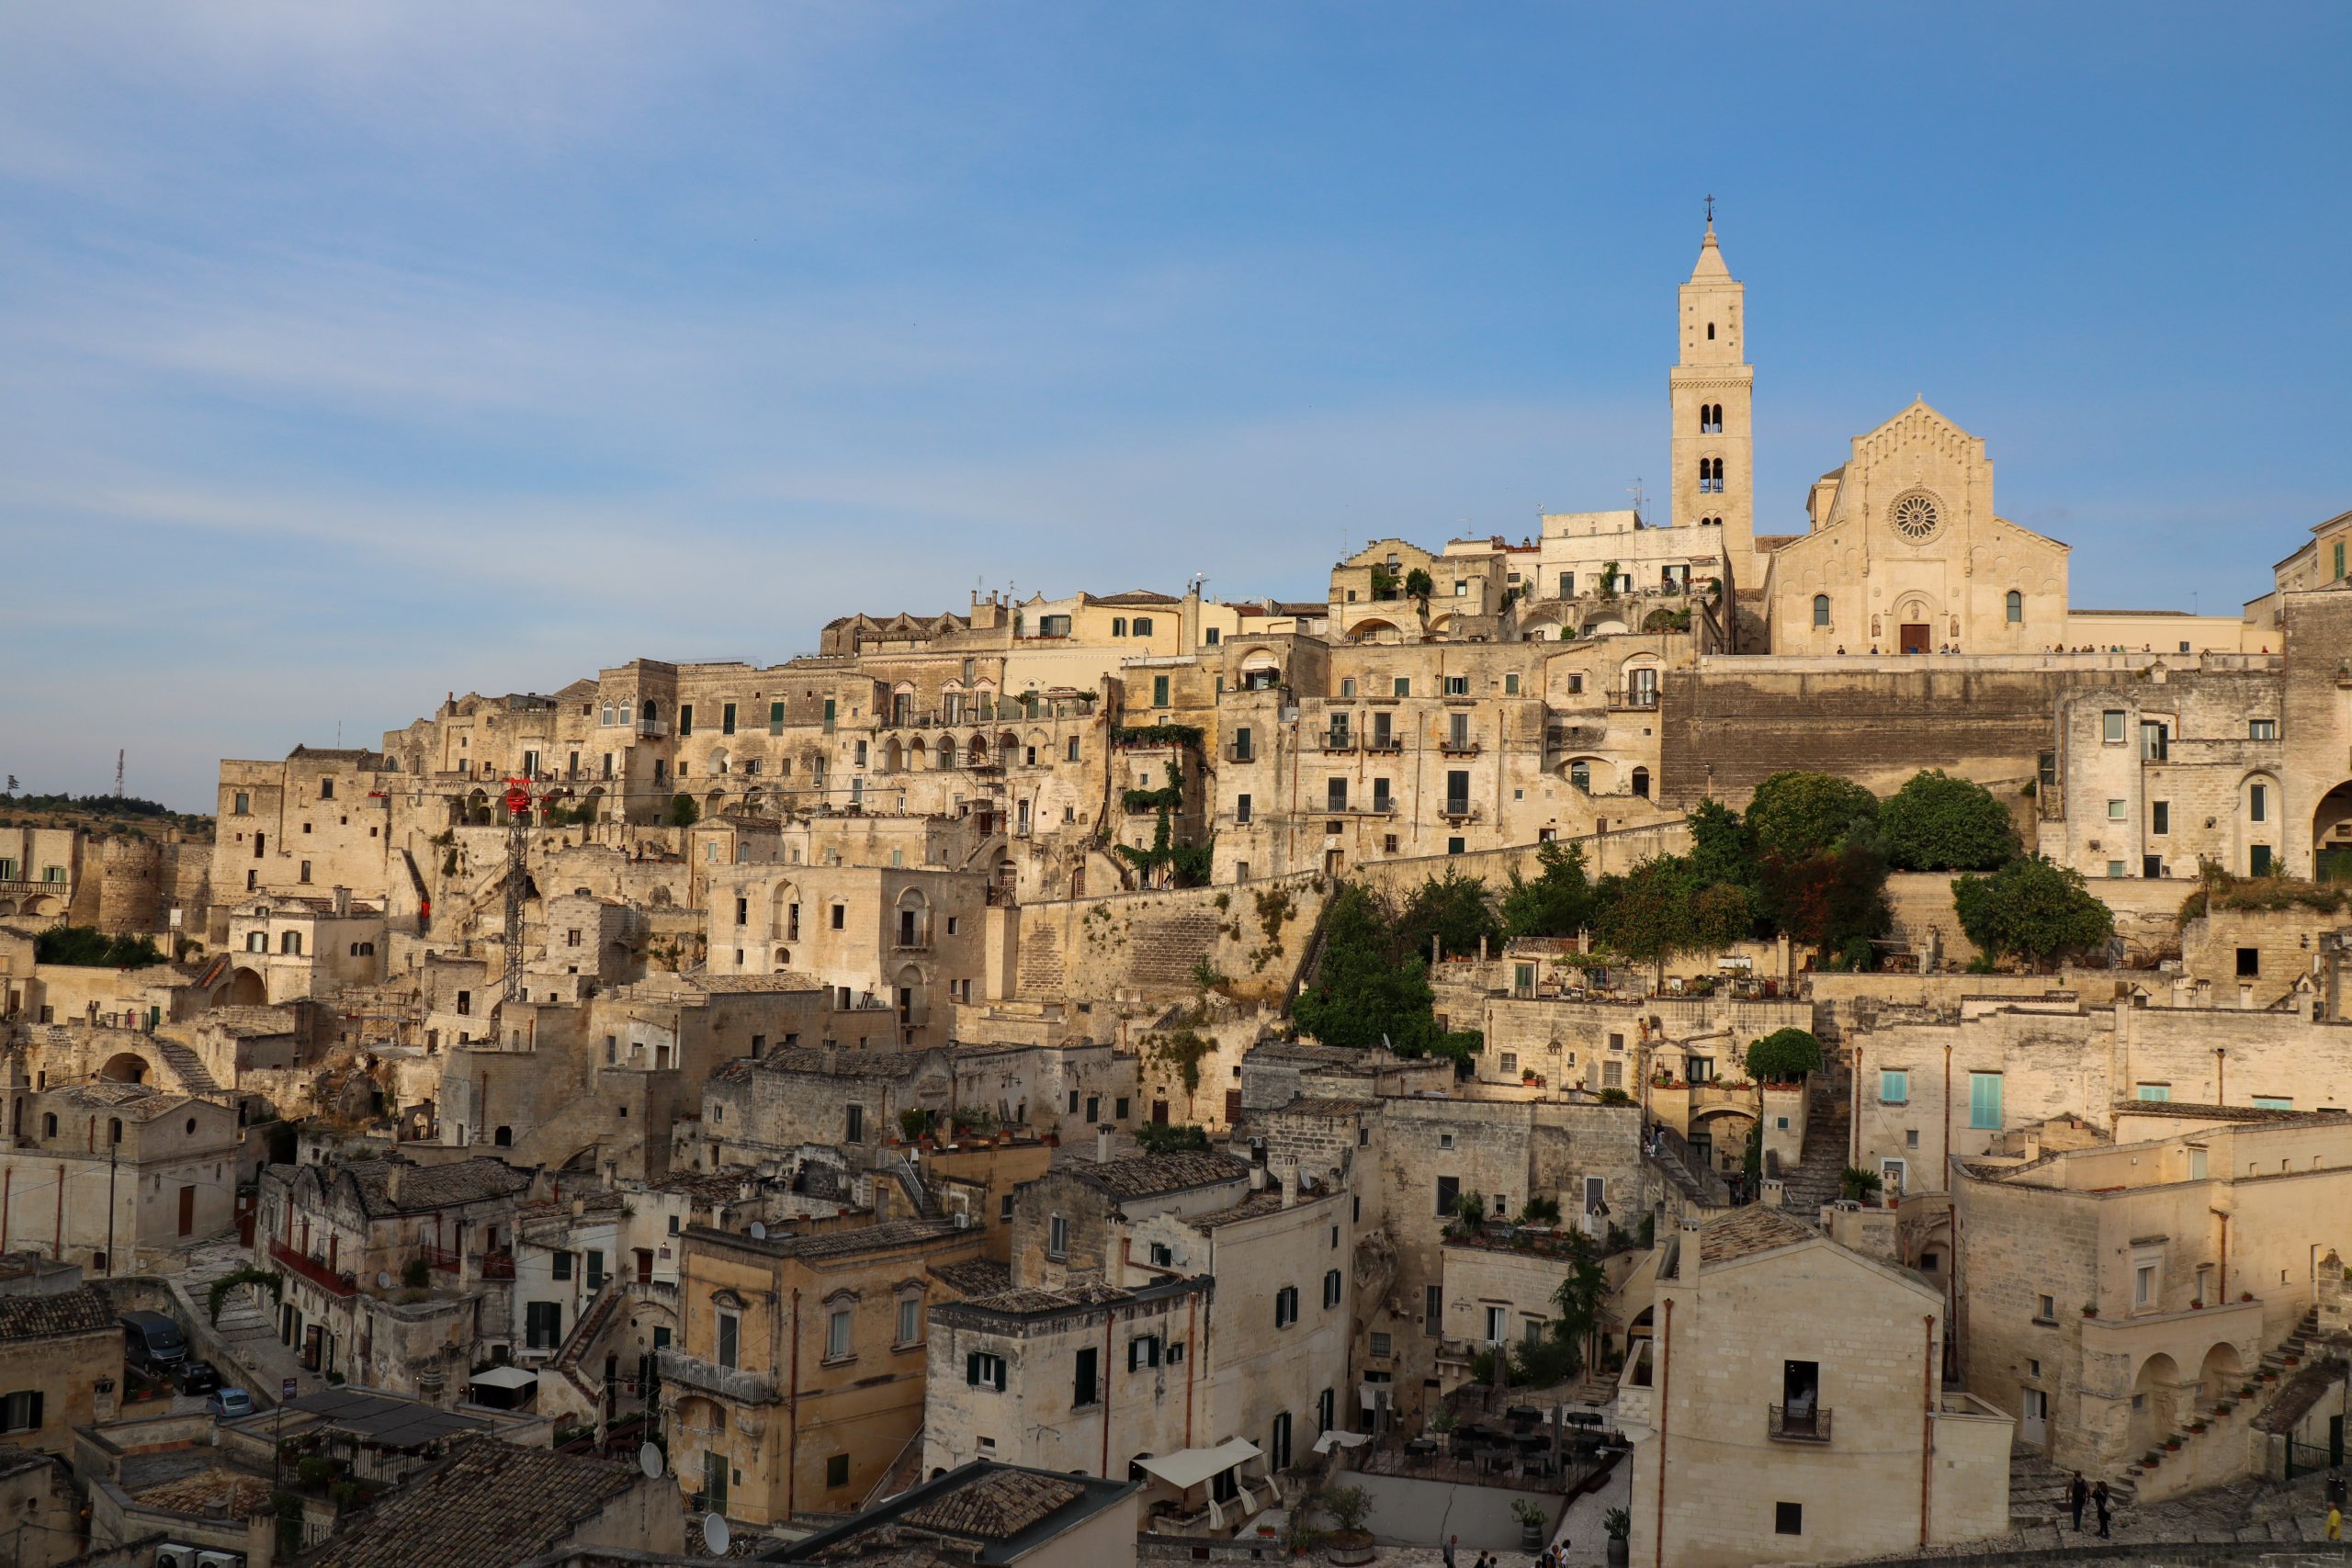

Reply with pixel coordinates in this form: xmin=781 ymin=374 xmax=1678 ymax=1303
xmin=256 ymin=1154 xmax=538 ymax=1394
xmin=1952 ymin=1108 xmax=2352 ymax=1495
xmin=1618 ymin=1207 xmax=2012 ymax=1568
xmin=922 ymin=1147 xmax=1353 ymax=1537
xmin=0 ymin=1077 xmax=240 ymax=1271
xmin=0 ymin=1257 xmax=121 ymax=1452
xmin=0 ymin=828 xmax=82 ymax=924
xmin=662 ymin=1214 xmax=987 ymax=1527
xmin=222 ymin=887 xmax=388 ymax=1003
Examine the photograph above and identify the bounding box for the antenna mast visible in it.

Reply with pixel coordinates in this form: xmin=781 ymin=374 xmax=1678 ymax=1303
xmin=500 ymin=777 xmax=535 ymax=1001
xmin=115 ymin=750 xmax=125 ymax=798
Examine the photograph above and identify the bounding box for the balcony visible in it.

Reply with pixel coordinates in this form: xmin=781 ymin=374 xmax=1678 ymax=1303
xmin=660 ymin=1348 xmax=778 ymax=1405
xmin=480 ymin=1250 xmax=516 ymax=1281
xmin=1438 ymin=739 xmax=1481 ymax=757
xmin=1226 ymin=747 xmax=1256 ymax=764
xmin=636 ymin=718 xmax=672 ymax=738
xmin=1767 ymin=1404 xmax=1832 ymax=1443
xmin=1606 ymin=690 xmax=1660 ymax=712
xmin=1440 ymin=801 xmax=1479 ymax=822
xmin=1319 ymin=731 xmax=1357 ymax=752
xmin=1364 ymin=735 xmax=1403 ymax=754
xmin=270 ymin=1237 xmax=356 ymax=1298
xmin=420 ymin=1246 xmax=463 ymax=1275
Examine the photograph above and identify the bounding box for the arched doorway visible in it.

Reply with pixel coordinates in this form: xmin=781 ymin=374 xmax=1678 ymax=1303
xmin=2195 ymin=1343 xmax=2244 ymax=1412
xmin=100 ymin=1052 xmax=150 ymax=1085
xmin=2313 ymin=782 xmax=2352 ymax=881
xmin=228 ymin=967 xmax=267 ymax=1007
xmin=2129 ymin=1353 xmax=2180 ymax=1455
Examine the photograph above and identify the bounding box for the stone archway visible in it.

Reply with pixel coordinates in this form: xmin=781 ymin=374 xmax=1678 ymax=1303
xmin=2313 ymin=782 xmax=2352 ymax=881
xmin=100 ymin=1052 xmax=152 ymax=1085
xmin=2195 ymin=1343 xmax=2244 ymax=1412
xmin=2129 ymin=1352 xmax=2181 ymax=1455
xmin=228 ymin=967 xmax=267 ymax=1007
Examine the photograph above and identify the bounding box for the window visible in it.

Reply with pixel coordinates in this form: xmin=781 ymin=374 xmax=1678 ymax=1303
xmin=1775 ymin=1503 xmax=1803 ymax=1536
xmin=1435 ymin=1175 xmax=1458 ymax=1215
xmin=2102 ymin=710 xmax=2126 ymax=744
xmin=0 ymin=1391 xmax=42 ymax=1435
xmin=1074 ymin=1346 xmax=1099 ymax=1406
xmin=2250 ymin=718 xmax=2278 ymax=740
xmin=1968 ymin=1072 xmax=2002 ymax=1130
xmin=1323 ymin=1269 xmax=1342 ymax=1308
xmin=1153 ymin=674 xmax=1170 ymax=708
xmin=1499 ymin=1050 xmax=1520 ymax=1074
xmin=827 ymin=1307 xmax=853 ymax=1360
xmin=845 ymin=1104 xmax=865 ymax=1143
xmin=1048 ymin=1214 xmax=1069 ymax=1258
xmin=1235 ymin=793 xmax=1251 ymax=825
xmin=826 ymin=1453 xmax=850 ymax=1489
xmin=2337 ymin=539 xmax=2347 ymax=581
xmin=831 ymin=903 xmax=846 ymax=930
xmin=770 ymin=700 xmax=785 ymax=733
xmin=2152 ymin=801 xmax=2169 ymax=835
xmin=2035 ymin=1293 xmax=2057 ymax=1323
xmin=1485 ymin=1304 xmax=1507 ymax=1342
xmin=1504 ymin=672 xmax=1520 ymax=694
xmin=1129 ymin=1334 xmax=1161 ymax=1371
xmin=1443 ymin=675 xmax=1468 ymax=696
xmin=1327 ymin=778 xmax=1348 ymax=811
xmin=2253 ymin=1095 xmax=2293 ymax=1111
xmin=1233 ymin=727 xmax=1253 ymax=762
xmin=2137 ymin=1083 xmax=2171 ymax=1101
xmin=2252 ymin=844 xmax=2274 ymax=874
xmin=1880 ymin=1070 xmax=1908 ymax=1106
xmin=2108 ymin=861 xmax=2126 ymax=880
xmin=2106 ymin=797 xmax=2126 ymax=821
xmin=2006 ymin=590 xmax=2022 ymax=623
xmin=587 ymin=1250 xmax=605 ymax=1290
xmin=1394 ymin=677 xmax=1410 ymax=697
xmin=1370 ymin=1332 xmax=1393 ymax=1358
xmin=1812 ymin=594 xmax=1830 ymax=628
xmin=526 ymin=1301 xmax=562 ymax=1348
xmin=1112 ymin=616 xmax=1127 ymax=637
xmin=1134 ymin=615 xmax=1156 ymax=636
xmin=967 ymin=1351 xmax=1007 ymax=1390
xmin=1275 ymin=1286 xmax=1299 ymax=1328
xmin=2133 ymin=1262 xmax=2156 ymax=1308
xmin=553 ymin=1251 xmax=574 ymax=1281
xmin=1425 ymin=1283 xmax=1442 ymax=1333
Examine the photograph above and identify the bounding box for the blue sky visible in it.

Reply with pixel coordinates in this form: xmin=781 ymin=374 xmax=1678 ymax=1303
xmin=4 ymin=3 xmax=2346 ymax=810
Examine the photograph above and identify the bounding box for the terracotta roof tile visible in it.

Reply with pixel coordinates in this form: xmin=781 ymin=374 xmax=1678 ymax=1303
xmin=1697 ymin=1206 xmax=1819 ymax=1267
xmin=306 ymin=1437 xmax=639 ymax=1568
xmin=0 ymin=1285 xmax=118 ymax=1343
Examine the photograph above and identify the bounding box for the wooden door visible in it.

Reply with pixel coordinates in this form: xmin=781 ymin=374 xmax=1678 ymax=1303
xmin=1900 ymin=623 xmax=1930 ymax=654
xmin=177 ymin=1185 xmax=196 ymax=1236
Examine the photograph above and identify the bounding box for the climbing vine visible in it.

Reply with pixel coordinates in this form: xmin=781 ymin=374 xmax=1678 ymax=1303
xmin=209 ymin=1266 xmax=285 ymax=1325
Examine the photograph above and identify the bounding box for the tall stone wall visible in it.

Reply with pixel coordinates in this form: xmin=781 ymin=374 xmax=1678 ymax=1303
xmin=94 ymin=837 xmax=167 ymax=935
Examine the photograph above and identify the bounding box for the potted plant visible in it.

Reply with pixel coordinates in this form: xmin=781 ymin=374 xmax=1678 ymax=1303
xmin=1511 ymin=1499 xmax=1549 ymax=1553
xmin=1604 ymin=1506 xmax=1633 ymax=1568
xmin=1429 ymin=1407 xmax=1459 ymax=1438
xmin=2081 ymin=1303 xmax=2099 ymax=1318
xmin=1317 ymin=1484 xmax=1375 ymax=1565
xmin=1838 ymin=1166 xmax=1883 ymax=1206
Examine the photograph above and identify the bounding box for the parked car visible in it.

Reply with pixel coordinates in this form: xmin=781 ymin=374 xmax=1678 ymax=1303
xmin=176 ymin=1359 xmax=222 ymax=1396
xmin=207 ymin=1388 xmax=254 ymax=1420
xmin=120 ymin=1312 xmax=189 ymax=1373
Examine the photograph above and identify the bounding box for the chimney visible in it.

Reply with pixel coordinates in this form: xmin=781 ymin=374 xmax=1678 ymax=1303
xmin=1249 ymin=1164 xmax=1268 ymax=1193
xmin=1279 ymin=1159 xmax=1299 ymax=1209
xmin=333 ymin=886 xmax=351 ymax=918
xmin=385 ymin=1162 xmax=404 ymax=1203
xmin=1097 ymin=1124 xmax=1114 ymax=1164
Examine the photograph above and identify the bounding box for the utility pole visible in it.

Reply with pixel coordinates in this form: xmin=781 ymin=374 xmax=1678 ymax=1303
xmin=500 ymin=778 xmax=534 ymax=1001
xmin=104 ymin=1138 xmax=117 ymax=1277
xmin=114 ymin=750 xmax=124 ymax=798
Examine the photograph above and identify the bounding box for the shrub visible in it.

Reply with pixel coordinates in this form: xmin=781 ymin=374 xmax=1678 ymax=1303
xmin=1952 ymin=857 xmax=2114 ymax=968
xmin=1317 ymin=1484 xmax=1372 ymax=1535
xmin=1839 ymin=1165 xmax=1883 ymax=1201
xmin=33 ymin=926 xmax=164 ymax=968
xmin=1881 ymin=770 xmax=2020 ymax=871
xmin=401 ymin=1258 xmax=430 ymax=1290
xmin=1747 ymin=771 xmax=1880 ymax=860
xmin=667 ymin=794 xmax=699 ymax=828
xmin=1746 ymin=1028 xmax=1824 ymax=1084
xmin=1135 ymin=1122 xmax=1210 ymax=1156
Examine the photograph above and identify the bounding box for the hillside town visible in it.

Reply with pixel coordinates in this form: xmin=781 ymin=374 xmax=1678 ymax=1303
xmin=8 ymin=223 xmax=2352 ymax=1568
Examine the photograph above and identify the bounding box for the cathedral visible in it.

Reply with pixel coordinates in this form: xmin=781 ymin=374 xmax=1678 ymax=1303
xmin=1668 ymin=219 xmax=2245 ymax=656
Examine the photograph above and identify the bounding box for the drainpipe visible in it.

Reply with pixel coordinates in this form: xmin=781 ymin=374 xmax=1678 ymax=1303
xmin=2218 ymin=1213 xmax=2229 ymax=1304
xmin=1654 ymin=1296 xmax=1672 ymax=1568
xmin=1101 ymin=1309 xmax=1114 ymax=1478
xmin=1941 ymin=1043 xmax=1952 ymax=1182
xmin=1920 ymin=1314 xmax=1937 ymax=1547
xmin=786 ymin=1287 xmax=801 ymax=1520
xmin=1851 ymin=1043 xmax=1864 ymax=1171
xmin=1184 ymin=1292 xmax=1198 ymax=1450
xmin=2214 ymin=1047 xmax=2226 ymax=1107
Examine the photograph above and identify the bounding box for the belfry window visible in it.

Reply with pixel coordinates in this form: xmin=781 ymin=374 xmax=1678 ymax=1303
xmin=2006 ymin=590 xmax=2023 ymax=624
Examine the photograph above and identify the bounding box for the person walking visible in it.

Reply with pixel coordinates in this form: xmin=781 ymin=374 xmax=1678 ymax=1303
xmin=1442 ymin=1535 xmax=1458 ymax=1568
xmin=2092 ymin=1480 xmax=2112 ymax=1540
xmin=2326 ymin=1502 xmax=2341 ymax=1543
xmin=2069 ymin=1472 xmax=2088 ymax=1532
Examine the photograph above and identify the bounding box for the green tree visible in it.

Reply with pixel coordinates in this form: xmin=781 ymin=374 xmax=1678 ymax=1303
xmin=1880 ymin=770 xmax=2020 ymax=872
xmin=34 ymin=926 xmax=164 ymax=968
xmin=1500 ymin=840 xmax=1597 ymax=939
xmin=1403 ymin=567 xmax=1434 ymax=609
xmin=1688 ymin=881 xmax=1757 ymax=952
xmin=1135 ymin=1122 xmax=1211 ymax=1156
xmin=1548 ymin=1228 xmax=1609 ymax=1374
xmin=1951 ymin=856 xmax=2115 ymax=968
xmin=1747 ymin=771 xmax=1880 ymax=860
xmin=1684 ymin=797 xmax=1757 ymax=893
xmin=1396 ymin=868 xmax=1502 ymax=963
xmin=1594 ymin=857 xmax=1696 ymax=976
xmin=1746 ymin=1027 xmax=1824 ymax=1083
xmin=667 ymin=794 xmax=700 ymax=828
xmin=1756 ymin=842 xmax=1891 ymax=959
xmin=1292 ymin=886 xmax=1441 ymax=1055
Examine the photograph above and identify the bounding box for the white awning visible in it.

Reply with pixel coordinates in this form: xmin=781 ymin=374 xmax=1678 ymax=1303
xmin=1312 ymin=1428 xmax=1371 ymax=1455
xmin=469 ymin=1367 xmax=538 ymax=1391
xmin=1135 ymin=1438 xmax=1262 ymax=1491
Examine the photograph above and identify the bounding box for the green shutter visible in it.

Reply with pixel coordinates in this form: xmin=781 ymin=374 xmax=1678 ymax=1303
xmin=769 ymin=701 xmax=785 ymax=734
xmin=1969 ymin=1073 xmax=2002 ymax=1130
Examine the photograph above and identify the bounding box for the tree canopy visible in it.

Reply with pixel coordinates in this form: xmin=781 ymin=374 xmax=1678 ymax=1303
xmin=1951 ymin=857 xmax=2115 ymax=968
xmin=1880 ymin=770 xmax=2020 ymax=872
xmin=1500 ymin=840 xmax=1598 ymax=940
xmin=1746 ymin=1027 xmax=1824 ymax=1083
xmin=35 ymin=926 xmax=164 ymax=968
xmin=1747 ymin=771 xmax=1880 ymax=860
xmin=1293 ymin=882 xmax=1483 ymax=1069
xmin=1135 ymin=1122 xmax=1211 ymax=1156
xmin=1395 ymin=867 xmax=1504 ymax=964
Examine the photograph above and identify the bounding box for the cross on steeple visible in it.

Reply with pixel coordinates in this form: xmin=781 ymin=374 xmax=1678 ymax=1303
xmin=1704 ymin=193 xmax=1714 ymax=224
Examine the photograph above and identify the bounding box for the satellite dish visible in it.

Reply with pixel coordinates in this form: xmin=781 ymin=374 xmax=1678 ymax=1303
xmin=702 ymin=1513 xmax=731 ymax=1556
xmin=376 ymin=1271 xmax=393 ymax=1290
xmin=750 ymin=1222 xmax=767 ymax=1240
xmin=637 ymin=1441 xmax=663 ymax=1480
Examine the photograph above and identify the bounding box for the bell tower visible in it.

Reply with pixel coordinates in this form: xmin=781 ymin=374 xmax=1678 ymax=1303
xmin=1669 ymin=207 xmax=1757 ymax=576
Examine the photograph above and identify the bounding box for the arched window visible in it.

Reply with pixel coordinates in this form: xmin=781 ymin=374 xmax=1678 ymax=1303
xmin=1813 ymin=594 xmax=1831 ymax=628
xmin=1632 ymin=767 xmax=1651 ymax=799
xmin=493 ymin=1125 xmax=513 ymax=1147
xmin=2006 ymin=590 xmax=2023 ymax=624
xmin=41 ymin=1112 xmax=57 ymax=1139
xmin=1569 ymin=761 xmax=1591 ymax=793
xmin=1707 ymin=321 xmax=1716 ymax=340
xmin=600 ymin=703 xmax=615 ymax=727
xmin=642 ymin=700 xmax=659 ymax=721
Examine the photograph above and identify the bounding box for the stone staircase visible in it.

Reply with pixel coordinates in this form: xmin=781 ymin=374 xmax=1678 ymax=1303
xmin=1780 ymin=1053 xmax=1853 ymax=1215
xmin=2117 ymin=1307 xmax=2324 ymax=1492
xmin=2258 ymin=1305 xmax=2324 ymax=1381
xmin=152 ymin=1038 xmax=222 ymax=1095
xmin=2008 ymin=1444 xmax=2133 ymax=1532
xmin=1647 ymin=1124 xmax=1731 ymax=1209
